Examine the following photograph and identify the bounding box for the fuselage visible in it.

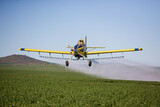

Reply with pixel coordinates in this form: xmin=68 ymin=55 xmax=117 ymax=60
xmin=71 ymin=39 xmax=87 ymax=59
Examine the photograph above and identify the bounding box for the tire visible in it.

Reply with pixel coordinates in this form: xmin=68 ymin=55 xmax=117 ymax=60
xmin=88 ymin=60 xmax=92 ymax=67
xmin=65 ymin=61 xmax=69 ymax=66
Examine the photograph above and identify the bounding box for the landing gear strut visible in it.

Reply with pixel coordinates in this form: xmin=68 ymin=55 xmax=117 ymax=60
xmin=65 ymin=55 xmax=74 ymax=67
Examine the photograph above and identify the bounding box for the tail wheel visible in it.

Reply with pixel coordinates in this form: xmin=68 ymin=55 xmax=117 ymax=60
xmin=88 ymin=60 xmax=92 ymax=67
xmin=65 ymin=61 xmax=69 ymax=66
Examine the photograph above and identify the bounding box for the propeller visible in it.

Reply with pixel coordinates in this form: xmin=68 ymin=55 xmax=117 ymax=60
xmin=85 ymin=36 xmax=87 ymax=47
xmin=66 ymin=45 xmax=73 ymax=49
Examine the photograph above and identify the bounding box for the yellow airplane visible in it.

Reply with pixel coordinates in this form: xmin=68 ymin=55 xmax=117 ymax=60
xmin=19 ymin=36 xmax=142 ymax=67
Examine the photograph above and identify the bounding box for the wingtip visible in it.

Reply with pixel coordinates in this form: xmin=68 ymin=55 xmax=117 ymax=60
xmin=19 ymin=48 xmax=25 ymax=51
xmin=139 ymin=48 xmax=143 ymax=51
xmin=135 ymin=48 xmax=143 ymax=51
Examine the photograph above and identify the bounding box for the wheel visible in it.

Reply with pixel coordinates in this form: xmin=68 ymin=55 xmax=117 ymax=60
xmin=88 ymin=60 xmax=92 ymax=67
xmin=65 ymin=61 xmax=69 ymax=66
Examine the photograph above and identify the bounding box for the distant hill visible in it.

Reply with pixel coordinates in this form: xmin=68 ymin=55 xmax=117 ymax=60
xmin=0 ymin=54 xmax=49 ymax=65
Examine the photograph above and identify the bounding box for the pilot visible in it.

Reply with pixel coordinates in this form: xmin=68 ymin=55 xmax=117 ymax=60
xmin=78 ymin=39 xmax=84 ymax=44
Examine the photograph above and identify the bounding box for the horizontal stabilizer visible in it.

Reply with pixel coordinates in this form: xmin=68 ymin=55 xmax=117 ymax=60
xmin=87 ymin=47 xmax=105 ymax=48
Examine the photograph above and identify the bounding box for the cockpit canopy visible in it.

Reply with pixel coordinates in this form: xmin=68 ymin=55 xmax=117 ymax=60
xmin=78 ymin=39 xmax=84 ymax=44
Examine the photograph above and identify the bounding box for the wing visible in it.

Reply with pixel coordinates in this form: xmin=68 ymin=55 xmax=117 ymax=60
xmin=19 ymin=48 xmax=72 ymax=55
xmin=87 ymin=48 xmax=142 ymax=55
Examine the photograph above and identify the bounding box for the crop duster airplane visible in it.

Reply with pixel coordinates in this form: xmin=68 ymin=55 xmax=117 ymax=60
xmin=19 ymin=36 xmax=142 ymax=67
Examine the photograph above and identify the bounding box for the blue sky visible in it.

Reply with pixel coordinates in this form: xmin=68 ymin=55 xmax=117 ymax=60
xmin=0 ymin=0 xmax=160 ymax=67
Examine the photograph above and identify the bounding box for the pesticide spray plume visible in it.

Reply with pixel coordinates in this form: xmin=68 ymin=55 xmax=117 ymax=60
xmin=42 ymin=57 xmax=160 ymax=82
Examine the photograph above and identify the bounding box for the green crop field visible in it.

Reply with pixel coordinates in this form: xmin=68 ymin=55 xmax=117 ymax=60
xmin=0 ymin=64 xmax=160 ymax=106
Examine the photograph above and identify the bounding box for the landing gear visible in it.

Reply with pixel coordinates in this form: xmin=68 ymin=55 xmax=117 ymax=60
xmin=65 ymin=61 xmax=69 ymax=66
xmin=77 ymin=52 xmax=92 ymax=67
xmin=65 ymin=55 xmax=74 ymax=67
xmin=88 ymin=60 xmax=92 ymax=67
xmin=65 ymin=53 xmax=92 ymax=67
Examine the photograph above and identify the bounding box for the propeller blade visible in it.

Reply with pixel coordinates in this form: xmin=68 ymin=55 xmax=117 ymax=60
xmin=85 ymin=36 xmax=87 ymax=47
xmin=66 ymin=45 xmax=73 ymax=49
